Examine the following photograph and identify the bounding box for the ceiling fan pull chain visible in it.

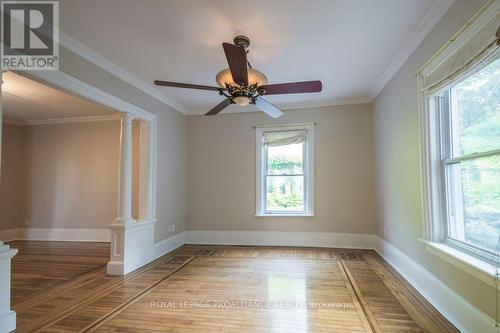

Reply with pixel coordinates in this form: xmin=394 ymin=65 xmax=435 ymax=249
xmin=246 ymin=50 xmax=253 ymax=69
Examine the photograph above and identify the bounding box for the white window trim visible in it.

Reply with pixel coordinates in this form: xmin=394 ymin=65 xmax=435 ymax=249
xmin=255 ymin=123 xmax=314 ymax=217
xmin=419 ymin=62 xmax=500 ymax=283
xmin=418 ymin=2 xmax=500 ymax=277
xmin=432 ymin=74 xmax=500 ymax=260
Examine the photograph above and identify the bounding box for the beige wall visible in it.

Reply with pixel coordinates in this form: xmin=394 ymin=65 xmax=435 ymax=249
xmin=0 ymin=112 xmax=185 ymax=241
xmin=155 ymin=110 xmax=187 ymax=241
xmin=1 ymin=121 xmax=121 ymax=231
xmin=371 ymin=0 xmax=497 ymax=319
xmin=187 ymin=105 xmax=376 ymax=233
xmin=59 ymin=47 xmax=188 ymax=242
xmin=22 ymin=121 xmax=120 ymax=229
xmin=0 ymin=123 xmax=24 ymax=231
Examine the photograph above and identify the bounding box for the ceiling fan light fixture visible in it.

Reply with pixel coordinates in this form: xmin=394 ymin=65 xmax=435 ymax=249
xmin=154 ymin=35 xmax=322 ymax=117
xmin=216 ymin=68 xmax=267 ymax=88
xmin=233 ymin=95 xmax=251 ymax=106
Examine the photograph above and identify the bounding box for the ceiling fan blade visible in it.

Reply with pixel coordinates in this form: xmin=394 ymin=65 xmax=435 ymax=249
xmin=254 ymin=97 xmax=284 ymax=118
xmin=205 ymin=99 xmax=232 ymax=116
xmin=154 ymin=80 xmax=220 ymax=91
xmin=258 ymin=81 xmax=322 ymax=95
xmin=222 ymin=42 xmax=248 ymax=86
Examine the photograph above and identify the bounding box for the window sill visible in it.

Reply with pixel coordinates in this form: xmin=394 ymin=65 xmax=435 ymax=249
xmin=254 ymin=214 xmax=314 ymax=217
xmin=420 ymin=239 xmax=499 ymax=288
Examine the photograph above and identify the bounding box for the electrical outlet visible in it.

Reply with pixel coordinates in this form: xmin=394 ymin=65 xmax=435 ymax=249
xmin=383 ymin=227 xmax=387 ymax=237
xmin=26 ymin=218 xmax=39 ymax=227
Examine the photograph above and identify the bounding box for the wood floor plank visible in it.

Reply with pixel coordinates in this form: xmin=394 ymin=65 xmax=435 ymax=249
xmin=35 ymin=256 xmax=193 ymax=333
xmin=363 ymin=253 xmax=458 ymax=333
xmin=10 ymin=243 xmax=459 ymax=333
xmin=9 ymin=241 xmax=110 ymax=306
xmin=342 ymin=258 xmax=423 ymax=333
xmin=93 ymin=256 xmax=370 ymax=333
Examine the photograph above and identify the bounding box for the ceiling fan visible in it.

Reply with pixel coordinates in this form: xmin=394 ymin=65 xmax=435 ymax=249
xmin=154 ymin=35 xmax=322 ymax=118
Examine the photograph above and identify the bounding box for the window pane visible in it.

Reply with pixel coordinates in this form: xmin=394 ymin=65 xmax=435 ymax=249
xmin=266 ymin=175 xmax=304 ymax=211
xmin=267 ymin=143 xmax=303 ymax=175
xmin=447 ymin=155 xmax=500 ymax=253
xmin=451 ymin=58 xmax=500 ymax=156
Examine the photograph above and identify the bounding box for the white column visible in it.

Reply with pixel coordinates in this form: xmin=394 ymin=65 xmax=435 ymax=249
xmin=0 ymin=71 xmax=17 ymax=333
xmin=108 ymin=112 xmax=137 ymax=275
xmin=115 ymin=112 xmax=135 ymax=224
xmin=0 ymin=243 xmax=17 ymax=333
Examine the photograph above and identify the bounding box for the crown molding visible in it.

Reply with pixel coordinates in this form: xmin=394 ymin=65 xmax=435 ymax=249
xmin=278 ymin=96 xmax=372 ymax=111
xmin=209 ymin=96 xmax=372 ymax=116
xmin=368 ymin=0 xmax=456 ymax=101
xmin=59 ymin=32 xmax=188 ymax=114
xmin=3 ymin=114 xmax=119 ymax=126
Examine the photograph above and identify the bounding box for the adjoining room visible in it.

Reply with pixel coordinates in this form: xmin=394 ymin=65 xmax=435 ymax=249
xmin=0 ymin=0 xmax=498 ymax=332
xmin=0 ymin=72 xmax=152 ymax=331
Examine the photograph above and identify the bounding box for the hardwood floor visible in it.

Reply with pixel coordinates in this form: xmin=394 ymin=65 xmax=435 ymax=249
xmin=9 ymin=242 xmax=458 ymax=333
xmin=9 ymin=241 xmax=110 ymax=305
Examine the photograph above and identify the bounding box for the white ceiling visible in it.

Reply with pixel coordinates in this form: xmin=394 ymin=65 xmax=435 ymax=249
xmin=58 ymin=0 xmax=443 ymax=115
xmin=2 ymin=72 xmax=115 ymax=121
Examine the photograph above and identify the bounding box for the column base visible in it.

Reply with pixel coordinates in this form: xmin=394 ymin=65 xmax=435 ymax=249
xmin=106 ymin=220 xmax=156 ymax=276
xmin=0 ymin=310 xmax=16 ymax=333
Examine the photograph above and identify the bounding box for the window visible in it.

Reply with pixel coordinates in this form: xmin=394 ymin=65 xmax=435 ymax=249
xmin=256 ymin=124 xmax=314 ymax=216
xmin=437 ymin=57 xmax=500 ymax=262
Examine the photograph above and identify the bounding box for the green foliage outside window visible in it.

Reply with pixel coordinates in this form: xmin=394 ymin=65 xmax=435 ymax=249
xmin=268 ymin=155 xmax=302 ymax=174
xmin=266 ymin=151 xmax=304 ymax=210
xmin=454 ymin=58 xmax=500 ymax=252
xmin=267 ymin=191 xmax=303 ymax=210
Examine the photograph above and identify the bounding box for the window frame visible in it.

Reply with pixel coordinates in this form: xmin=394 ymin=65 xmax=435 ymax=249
xmin=421 ymin=53 xmax=500 ymax=265
xmin=255 ymin=123 xmax=314 ymax=217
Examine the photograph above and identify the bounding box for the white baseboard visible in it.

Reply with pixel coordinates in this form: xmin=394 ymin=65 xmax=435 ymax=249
xmin=0 ymin=310 xmax=16 ymax=333
xmin=153 ymin=232 xmax=186 ymax=260
xmin=0 ymin=228 xmax=110 ymax=242
xmin=184 ymin=230 xmax=374 ymax=249
xmin=0 ymin=229 xmax=21 ymax=242
xmin=374 ymin=235 xmax=497 ymax=333
xmin=107 ymin=232 xmax=186 ymax=276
